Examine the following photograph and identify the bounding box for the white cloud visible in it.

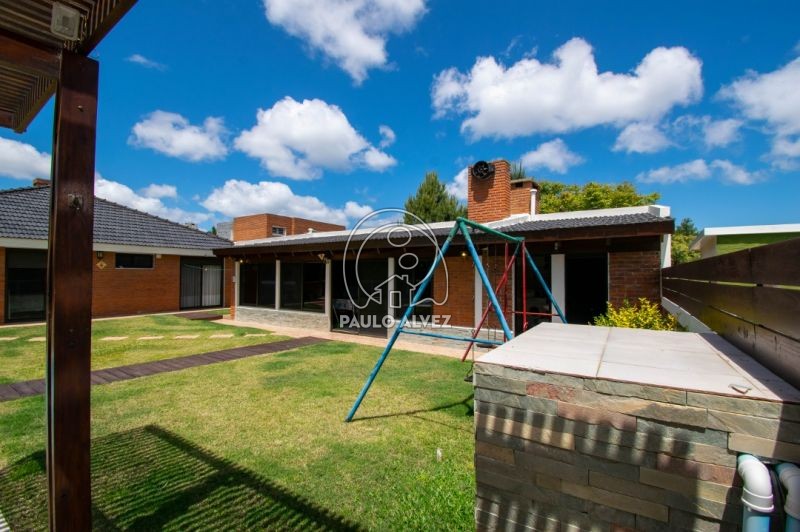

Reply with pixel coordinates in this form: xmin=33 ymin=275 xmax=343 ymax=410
xmin=202 ymin=179 xmax=372 ymax=226
xmin=0 ymin=137 xmax=51 ymax=180
xmin=263 ymin=0 xmax=427 ymax=84
xmin=432 ymin=37 xmax=703 ymax=140
xmin=360 ymin=147 xmax=397 ymax=171
xmin=96 ymin=175 xmax=211 ymax=225
xmin=709 ymin=160 xmax=762 ymax=185
xmin=613 ymin=123 xmax=672 ymax=154
xmin=703 ymin=118 xmax=743 ymax=148
xmin=520 ymin=138 xmax=584 ymax=174
xmin=636 ymin=159 xmax=711 ymax=184
xmin=129 ymin=111 xmax=228 ymax=162
xmin=720 ymin=57 xmax=800 ymax=136
xmin=445 ymin=167 xmax=468 ymax=201
xmin=234 ymin=97 xmax=395 ymax=180
xmin=141 ymin=183 xmax=177 ymax=199
xmin=126 ymin=54 xmax=166 ymax=71
xmin=720 ymin=56 xmax=800 ymax=165
xmin=378 ymin=125 xmax=396 ymax=148
xmin=0 ymin=137 xmax=210 ymax=224
xmin=636 ymin=158 xmax=761 ymax=185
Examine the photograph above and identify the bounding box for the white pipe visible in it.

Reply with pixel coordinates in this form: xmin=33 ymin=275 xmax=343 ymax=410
xmin=738 ymin=454 xmax=775 ymax=513
xmin=778 ymin=463 xmax=800 ymax=528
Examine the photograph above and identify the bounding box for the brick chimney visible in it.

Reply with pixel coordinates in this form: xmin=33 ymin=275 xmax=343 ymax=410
xmin=467 ymin=160 xmax=539 ymax=222
xmin=467 ymin=160 xmax=511 ymax=223
xmin=510 ymin=179 xmax=540 ymax=216
xmin=32 ymin=178 xmax=51 ymax=188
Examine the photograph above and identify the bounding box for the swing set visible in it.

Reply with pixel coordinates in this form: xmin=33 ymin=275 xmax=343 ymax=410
xmin=345 ymin=216 xmax=566 ymax=422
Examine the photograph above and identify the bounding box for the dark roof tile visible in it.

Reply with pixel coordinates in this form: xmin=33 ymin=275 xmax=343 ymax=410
xmin=0 ymin=186 xmax=231 ymax=250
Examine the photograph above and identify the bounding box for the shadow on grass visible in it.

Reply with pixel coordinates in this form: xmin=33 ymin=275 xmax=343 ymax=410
xmin=349 ymin=394 xmax=474 ymax=426
xmin=0 ymin=425 xmax=362 ymax=531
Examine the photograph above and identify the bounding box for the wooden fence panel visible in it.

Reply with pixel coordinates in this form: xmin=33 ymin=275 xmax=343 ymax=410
xmin=662 ymin=237 xmax=800 ymax=389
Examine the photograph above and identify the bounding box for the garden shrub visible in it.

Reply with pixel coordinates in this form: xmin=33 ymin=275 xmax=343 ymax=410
xmin=592 ymin=298 xmax=679 ymax=331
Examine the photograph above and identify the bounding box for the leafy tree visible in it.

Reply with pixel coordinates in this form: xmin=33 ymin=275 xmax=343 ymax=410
xmin=209 ymin=226 xmax=218 ymax=235
xmin=404 ymin=171 xmax=466 ymax=223
xmin=671 ymin=217 xmax=700 ymax=264
xmin=538 ymin=181 xmax=660 ymax=214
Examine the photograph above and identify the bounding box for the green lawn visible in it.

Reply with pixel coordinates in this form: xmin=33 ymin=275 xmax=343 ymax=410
xmin=0 ymin=341 xmax=475 ymax=530
xmin=0 ymin=315 xmax=286 ymax=384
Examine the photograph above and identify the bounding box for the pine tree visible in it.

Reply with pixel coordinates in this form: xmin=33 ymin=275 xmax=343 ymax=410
xmin=403 ymin=171 xmax=466 ymax=223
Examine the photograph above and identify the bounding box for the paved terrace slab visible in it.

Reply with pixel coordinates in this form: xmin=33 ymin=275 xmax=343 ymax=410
xmin=0 ymin=337 xmax=326 ymax=402
xmin=478 ymin=322 xmax=800 ymax=403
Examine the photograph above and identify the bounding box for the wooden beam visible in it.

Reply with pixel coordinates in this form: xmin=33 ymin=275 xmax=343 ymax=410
xmin=0 ymin=29 xmax=61 ymax=78
xmin=79 ymin=0 xmax=139 ymax=54
xmin=46 ymin=50 xmax=98 ymax=532
xmin=0 ymin=109 xmax=14 ymax=129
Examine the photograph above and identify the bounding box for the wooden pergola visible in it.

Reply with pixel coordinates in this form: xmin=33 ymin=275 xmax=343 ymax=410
xmin=0 ymin=1 xmax=137 ymax=529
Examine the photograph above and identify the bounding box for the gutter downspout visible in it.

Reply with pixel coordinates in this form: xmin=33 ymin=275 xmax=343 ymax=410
xmin=739 ymin=455 xmax=774 ymax=532
xmin=777 ymin=463 xmax=800 ymax=532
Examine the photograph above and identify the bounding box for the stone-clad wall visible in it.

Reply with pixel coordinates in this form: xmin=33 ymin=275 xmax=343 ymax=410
xmin=473 ymin=362 xmax=800 ymax=531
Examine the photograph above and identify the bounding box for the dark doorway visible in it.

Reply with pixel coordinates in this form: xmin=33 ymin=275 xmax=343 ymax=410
xmin=5 ymin=249 xmax=47 ymax=322
xmin=513 ymin=254 xmax=552 ymax=334
xmin=565 ymin=254 xmax=608 ymax=325
xmin=180 ymin=258 xmax=224 ymax=309
xmin=331 ymin=259 xmax=388 ymax=337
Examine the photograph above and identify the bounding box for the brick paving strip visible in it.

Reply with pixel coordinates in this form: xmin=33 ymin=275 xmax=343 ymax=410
xmin=0 ymin=337 xmax=327 ymax=402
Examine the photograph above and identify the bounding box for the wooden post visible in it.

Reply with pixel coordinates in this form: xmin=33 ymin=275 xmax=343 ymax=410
xmin=46 ymin=50 xmax=98 ymax=531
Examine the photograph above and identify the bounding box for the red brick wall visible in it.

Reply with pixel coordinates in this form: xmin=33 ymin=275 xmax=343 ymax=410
xmin=481 ymin=254 xmax=514 ymax=331
xmin=510 ymin=180 xmax=534 ymax=216
xmin=468 ymin=160 xmax=511 ymax=223
xmin=223 ymin=257 xmax=233 ymax=309
xmin=233 ymin=213 xmax=344 ymax=241
xmin=608 ymin=250 xmax=661 ymax=307
xmin=92 ymin=252 xmax=181 ymax=317
xmin=0 ymin=247 xmax=5 ymax=324
xmin=433 ymin=253 xmax=475 ymax=328
xmin=292 ymin=217 xmax=344 ymax=234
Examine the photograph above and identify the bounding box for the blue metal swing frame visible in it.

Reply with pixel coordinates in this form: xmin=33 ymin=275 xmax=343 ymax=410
xmin=345 ymin=217 xmax=566 ymax=422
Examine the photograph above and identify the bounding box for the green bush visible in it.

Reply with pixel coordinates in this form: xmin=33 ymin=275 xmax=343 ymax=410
xmin=593 ymin=298 xmax=679 ymax=331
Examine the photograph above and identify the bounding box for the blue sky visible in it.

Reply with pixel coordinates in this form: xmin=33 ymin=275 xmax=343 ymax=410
xmin=1 ymin=0 xmax=799 ymax=229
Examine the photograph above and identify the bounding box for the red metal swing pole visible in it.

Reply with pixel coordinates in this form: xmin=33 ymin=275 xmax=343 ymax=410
xmin=460 ymin=250 xmax=518 ymax=362
xmin=522 ymin=242 xmax=528 ymax=332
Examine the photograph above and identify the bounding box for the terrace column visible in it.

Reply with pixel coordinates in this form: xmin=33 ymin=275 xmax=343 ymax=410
xmin=324 ymin=259 xmax=332 ymax=323
xmin=275 ymin=260 xmax=281 ymax=309
xmin=46 ymin=50 xmax=98 ymax=531
xmin=550 ymin=254 xmax=566 ymax=323
xmin=387 ymin=257 xmax=395 ymax=318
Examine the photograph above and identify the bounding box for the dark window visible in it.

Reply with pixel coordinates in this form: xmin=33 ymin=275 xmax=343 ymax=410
xmin=115 ymin=253 xmax=153 ymax=269
xmin=239 ymin=262 xmax=276 ymax=307
xmin=271 ymin=226 xmax=286 ymax=236
xmin=280 ymin=262 xmax=325 ymax=313
xmin=6 ymin=249 xmax=47 ymax=322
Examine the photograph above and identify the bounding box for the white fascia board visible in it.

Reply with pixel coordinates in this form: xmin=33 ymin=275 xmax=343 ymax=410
xmin=522 ymin=204 xmax=670 ymax=222
xmin=700 ymin=223 xmax=800 ymax=237
xmin=0 ymin=237 xmax=215 ymax=257
xmin=0 ymin=237 xmax=47 ymax=249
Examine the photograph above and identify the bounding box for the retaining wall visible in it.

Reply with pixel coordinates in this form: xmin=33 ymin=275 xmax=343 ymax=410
xmin=474 ymin=362 xmax=800 ymax=531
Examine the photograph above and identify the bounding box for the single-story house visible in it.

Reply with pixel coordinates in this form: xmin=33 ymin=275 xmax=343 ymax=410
xmin=0 ymin=182 xmax=234 ymax=323
xmin=691 ymin=223 xmax=800 ymax=258
xmin=215 ymin=160 xmax=675 ymax=337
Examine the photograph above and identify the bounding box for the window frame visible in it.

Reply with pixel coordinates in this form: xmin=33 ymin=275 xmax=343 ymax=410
xmin=271 ymin=226 xmax=287 ymax=237
xmin=114 ymin=253 xmax=155 ymax=270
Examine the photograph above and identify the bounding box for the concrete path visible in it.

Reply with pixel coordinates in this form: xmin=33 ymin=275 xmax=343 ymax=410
xmin=0 ymin=337 xmax=327 ymax=402
xmin=217 ymin=319 xmax=493 ymax=360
